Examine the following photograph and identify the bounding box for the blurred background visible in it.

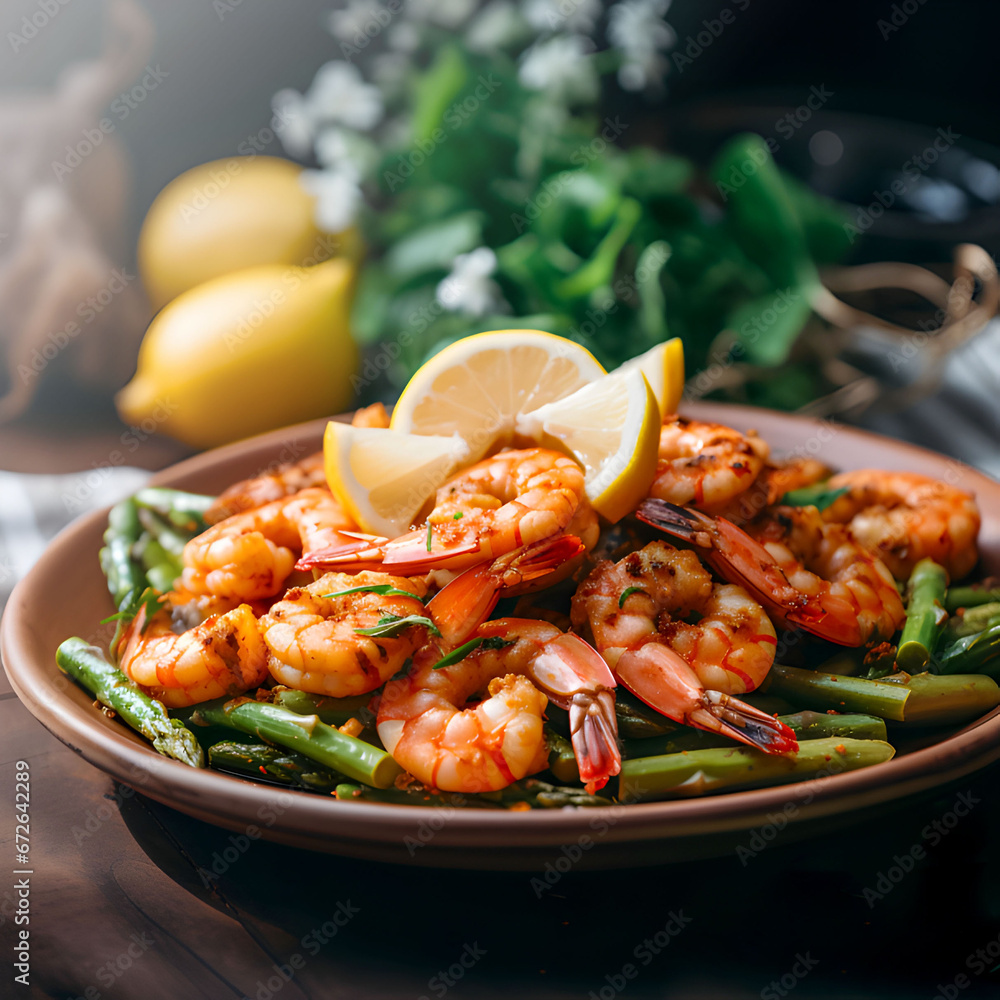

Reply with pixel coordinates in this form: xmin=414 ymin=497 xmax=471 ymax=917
xmin=3 ymin=0 xmax=1000 ymax=474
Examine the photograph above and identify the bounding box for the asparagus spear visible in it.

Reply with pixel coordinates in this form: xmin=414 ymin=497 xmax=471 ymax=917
xmin=208 ymin=741 xmax=345 ymax=793
xmin=137 ymin=538 xmax=182 ymax=594
xmin=945 ymin=584 xmax=1000 ymax=614
xmin=134 ymin=487 xmax=215 ymax=533
xmin=56 ymin=638 xmax=204 ymax=767
xmin=619 ymin=737 xmax=895 ymax=802
xmin=896 ymin=559 xmax=949 ymax=672
xmin=184 ymin=698 xmax=402 ymax=788
xmin=624 ymin=710 xmax=888 ymax=758
xmin=99 ymin=499 xmax=145 ymax=607
xmin=765 ymin=663 xmax=1000 ymax=724
xmin=942 ymin=603 xmax=1000 ymax=642
xmin=136 ymin=508 xmax=190 ymax=560
xmin=545 ymin=727 xmax=580 ymax=783
xmin=934 ymin=621 xmax=1000 ymax=679
xmin=271 ymin=687 xmax=376 ymax=726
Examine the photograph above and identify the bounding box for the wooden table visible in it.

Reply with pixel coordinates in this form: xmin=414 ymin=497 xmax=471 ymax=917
xmin=2 ymin=415 xmax=999 ymax=999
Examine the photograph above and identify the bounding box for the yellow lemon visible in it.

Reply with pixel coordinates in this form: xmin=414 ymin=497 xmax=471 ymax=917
xmin=516 ymin=368 xmax=661 ymax=522
xmin=138 ymin=156 xmax=362 ymax=309
xmin=614 ymin=337 xmax=685 ymax=419
xmin=324 ymin=421 xmax=470 ymax=537
xmin=117 ymin=258 xmax=358 ymax=450
xmin=390 ymin=330 xmax=606 ymax=463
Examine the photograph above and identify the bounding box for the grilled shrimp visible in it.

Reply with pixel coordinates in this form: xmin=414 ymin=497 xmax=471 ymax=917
xmin=821 ymin=470 xmax=981 ymax=581
xmin=180 ymin=488 xmax=357 ymax=603
xmin=118 ymin=603 xmax=268 ymax=708
xmin=300 ymin=447 xmax=598 ymax=574
xmin=377 ymin=618 xmax=620 ymax=793
xmin=639 ymin=500 xmax=905 ymax=646
xmin=571 ymin=541 xmax=796 ymax=754
xmin=652 ymin=416 xmax=770 ymax=512
xmin=259 ymin=571 xmax=430 ymax=697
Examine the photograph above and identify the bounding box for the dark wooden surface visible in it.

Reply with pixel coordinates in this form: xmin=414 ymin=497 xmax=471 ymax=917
xmin=2 ymin=420 xmax=999 ymax=999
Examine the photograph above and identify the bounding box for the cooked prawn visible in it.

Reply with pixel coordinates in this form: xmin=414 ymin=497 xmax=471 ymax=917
xmin=204 ymin=452 xmax=327 ymax=524
xmin=259 ymin=570 xmax=430 ymax=697
xmin=571 ymin=541 xmax=796 ymax=753
xmin=651 ymin=416 xmax=770 ymax=512
xmin=181 ymin=488 xmax=357 ymax=603
xmin=639 ymin=500 xmax=905 ymax=646
xmin=714 ymin=456 xmax=832 ymax=525
xmin=821 ymin=470 xmax=980 ymax=581
xmin=118 ymin=602 xmax=268 ymax=708
xmin=300 ymin=448 xmax=598 ymax=574
xmin=377 ymin=618 xmax=620 ymax=793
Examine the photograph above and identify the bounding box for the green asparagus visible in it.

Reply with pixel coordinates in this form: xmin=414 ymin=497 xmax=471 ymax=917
xmin=56 ymin=638 xmax=204 ymax=767
xmin=208 ymin=741 xmax=345 ymax=793
xmin=896 ymin=559 xmax=949 ymax=672
xmin=619 ymin=737 xmax=895 ymax=802
xmin=134 ymin=487 xmax=215 ymax=533
xmin=270 ymin=687 xmax=376 ymax=726
xmin=185 ymin=697 xmax=402 ymax=788
xmin=99 ymin=499 xmax=145 ymax=607
xmin=943 ymin=602 xmax=1000 ymax=641
xmin=945 ymin=584 xmax=1000 ymax=614
xmin=765 ymin=663 xmax=1000 ymax=724
xmin=624 ymin=710 xmax=888 ymax=759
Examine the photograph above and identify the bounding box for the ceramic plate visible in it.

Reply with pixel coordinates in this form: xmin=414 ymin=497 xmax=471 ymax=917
xmin=3 ymin=404 xmax=1000 ymax=869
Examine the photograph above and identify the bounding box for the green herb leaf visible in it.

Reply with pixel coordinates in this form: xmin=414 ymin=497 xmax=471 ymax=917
xmin=426 ymin=521 xmax=433 ymax=552
xmin=619 ymin=586 xmax=647 ymax=609
xmin=354 ymin=614 xmax=441 ymax=638
xmin=322 ymin=584 xmax=424 ymax=602
xmin=453 ymin=512 xmax=463 ymax=520
xmin=779 ymin=485 xmax=849 ymax=511
xmin=431 ymin=635 xmax=513 ymax=670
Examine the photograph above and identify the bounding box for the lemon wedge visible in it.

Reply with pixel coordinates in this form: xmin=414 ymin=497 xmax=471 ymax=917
xmin=516 ymin=368 xmax=661 ymax=523
xmin=614 ymin=337 xmax=684 ymax=420
xmin=324 ymin=421 xmax=469 ymax=536
xmin=389 ymin=330 xmax=606 ymax=462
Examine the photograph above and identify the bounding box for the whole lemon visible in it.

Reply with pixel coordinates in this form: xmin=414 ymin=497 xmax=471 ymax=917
xmin=138 ymin=156 xmax=362 ymax=309
xmin=116 ymin=258 xmax=359 ymax=449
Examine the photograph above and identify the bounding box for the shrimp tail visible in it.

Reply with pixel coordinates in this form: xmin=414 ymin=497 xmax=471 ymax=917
xmin=427 ymin=535 xmax=585 ymax=647
xmin=691 ymin=691 xmax=799 ymax=755
xmin=615 ymin=643 xmax=798 ymax=756
xmin=381 ymin=530 xmax=481 ymax=572
xmin=636 ymin=498 xmax=825 ymax=633
xmin=295 ymin=532 xmax=390 ymax=572
xmin=511 ymin=628 xmax=621 ymax=792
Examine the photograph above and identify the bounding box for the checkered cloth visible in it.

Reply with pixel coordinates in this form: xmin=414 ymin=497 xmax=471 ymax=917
xmin=0 ymin=467 xmax=150 ymax=614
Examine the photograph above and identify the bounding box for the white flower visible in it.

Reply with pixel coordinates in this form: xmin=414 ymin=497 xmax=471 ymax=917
xmin=405 ymin=0 xmax=478 ymax=29
xmin=607 ymin=0 xmax=676 ymax=91
xmin=436 ymin=248 xmax=508 ymax=316
xmin=271 ymin=89 xmax=315 ymax=159
xmin=522 ymin=0 xmax=602 ymax=35
xmin=305 ymin=61 xmax=384 ymax=132
xmin=466 ymin=0 xmax=531 ymax=53
xmin=299 ymin=169 xmax=364 ymax=233
xmin=314 ymin=127 xmax=378 ymax=182
xmin=327 ymin=1 xmax=386 ymax=43
xmin=518 ymin=34 xmax=598 ymax=104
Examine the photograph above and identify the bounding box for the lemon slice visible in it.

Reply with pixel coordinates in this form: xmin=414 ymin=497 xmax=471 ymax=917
xmin=614 ymin=337 xmax=684 ymax=420
xmin=389 ymin=330 xmax=606 ymax=462
xmin=516 ymin=369 xmax=660 ymax=523
xmin=324 ymin=421 xmax=469 ymax=537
